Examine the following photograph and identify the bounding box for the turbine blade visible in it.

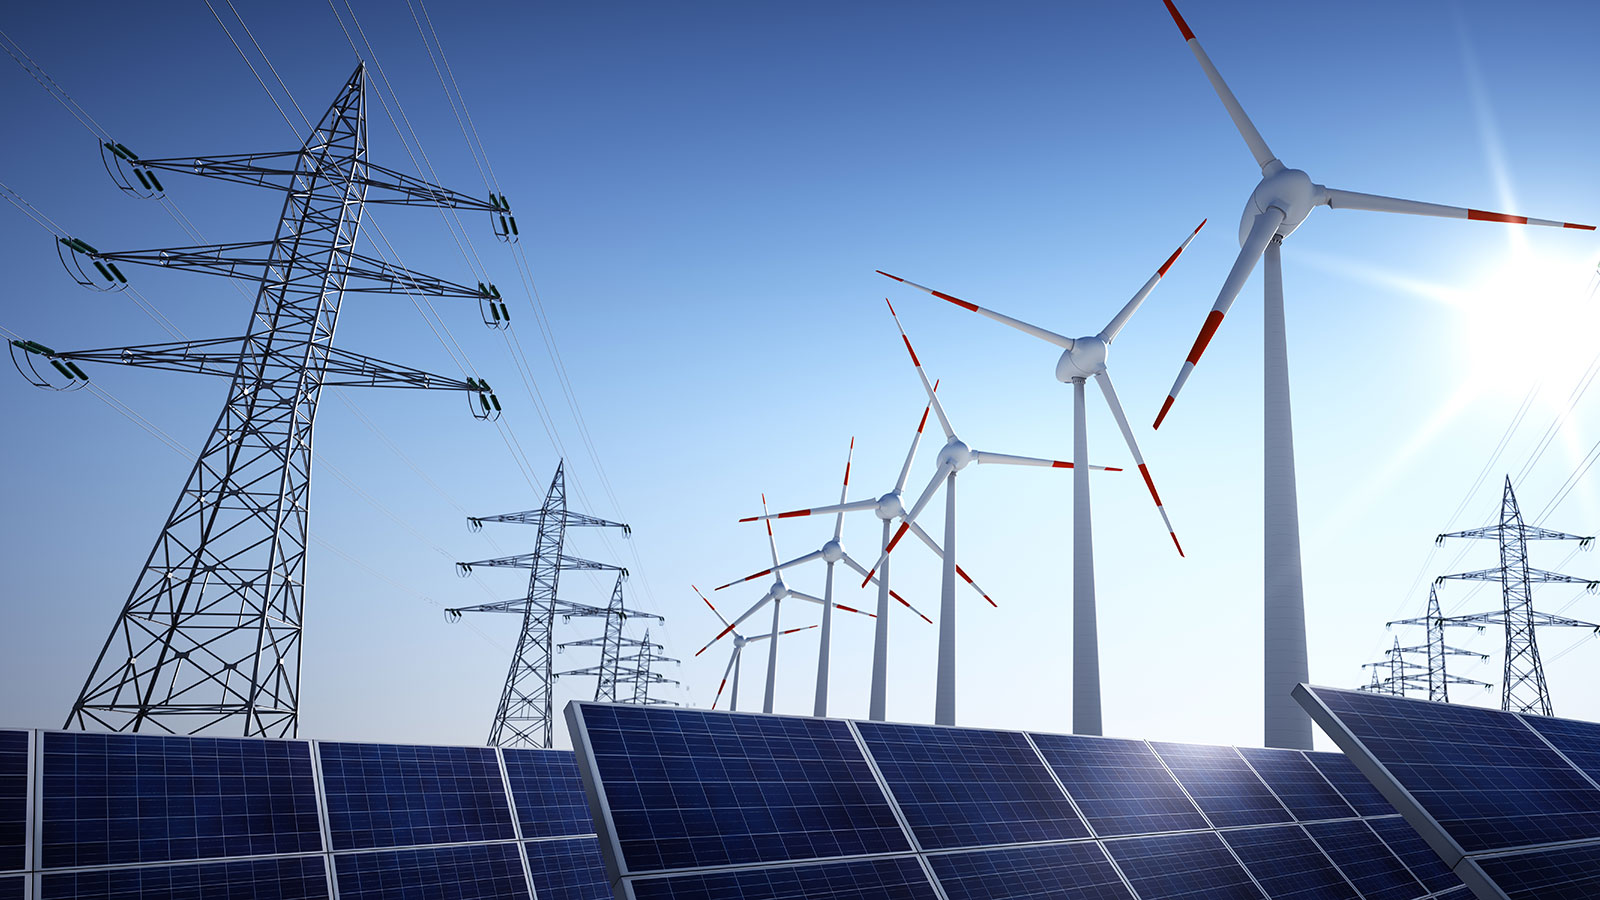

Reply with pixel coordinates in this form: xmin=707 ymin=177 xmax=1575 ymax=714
xmin=877 ymin=271 xmax=1075 ymax=348
xmin=789 ymin=591 xmax=875 ymax=617
xmin=761 ymin=493 xmax=781 ymax=569
xmin=693 ymin=584 xmax=732 ymax=628
xmin=1162 ymin=0 xmax=1278 ymax=172
xmin=896 ymin=381 xmax=938 ymax=494
xmin=1095 ymin=371 xmax=1184 ymax=556
xmin=841 ymin=553 xmax=934 ymax=624
xmin=713 ymin=550 xmax=826 ymax=591
xmin=712 ymin=650 xmax=737 ymax=709
xmin=903 ymin=518 xmax=997 ymax=607
xmin=861 ymin=462 xmax=951 ymax=587
xmin=1154 ymin=207 xmax=1285 ymax=429
xmin=748 ymin=624 xmax=820 ymax=642
xmin=695 ymin=595 xmax=773 ymax=656
xmin=1100 ymin=218 xmax=1207 ymax=344
xmin=971 ymin=449 xmax=1121 ymax=471
xmin=1323 ymin=187 xmax=1594 ymax=230
xmin=740 ymin=498 xmax=879 ymax=522
xmin=886 ymin=299 xmax=955 ymax=440
xmin=835 ymin=437 xmax=854 ymax=542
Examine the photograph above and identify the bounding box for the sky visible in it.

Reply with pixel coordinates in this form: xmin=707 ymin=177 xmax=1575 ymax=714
xmin=3 ymin=0 xmax=1600 ymax=752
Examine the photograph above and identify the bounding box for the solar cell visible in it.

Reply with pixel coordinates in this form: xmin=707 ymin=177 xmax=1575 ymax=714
xmin=574 ymin=704 xmax=910 ymax=872
xmin=524 ymin=837 xmax=610 ymax=900
xmin=1303 ymin=820 xmax=1423 ymax=900
xmin=856 ymin=722 xmax=1089 ymax=850
xmin=0 ymin=876 xmax=20 ymax=900
xmin=1220 ymin=825 xmax=1357 ymax=900
xmin=0 ymin=731 xmax=25 ymax=872
xmin=334 ymin=841 xmax=529 ymax=900
xmin=1149 ymin=742 xmax=1292 ymax=828
xmin=1365 ymin=815 xmax=1462 ymax=894
xmin=501 ymin=749 xmax=595 ymax=838
xmin=1102 ymin=831 xmax=1263 ymax=899
xmin=1307 ymin=686 xmax=1600 ymax=853
xmin=928 ymin=841 xmax=1134 ymax=900
xmin=1472 ymin=844 xmax=1600 ymax=900
xmin=1302 ymin=752 xmax=1395 ymax=818
xmin=38 ymin=855 xmax=330 ymax=900
xmin=1519 ymin=714 xmax=1600 ymax=789
xmin=39 ymin=731 xmax=322 ymax=868
xmin=1028 ymin=733 xmax=1208 ymax=837
xmin=318 ymin=741 xmax=516 ymax=851
xmin=627 ymin=856 xmax=938 ymax=900
xmin=1236 ymin=748 xmax=1355 ymax=823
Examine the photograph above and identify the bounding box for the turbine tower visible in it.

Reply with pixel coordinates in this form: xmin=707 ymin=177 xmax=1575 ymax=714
xmin=878 ymin=218 xmax=1202 ymax=734
xmin=1387 ymin=585 xmax=1491 ymax=703
xmin=1154 ymin=1 xmax=1593 ymax=748
xmin=695 ymin=586 xmax=816 ymax=711
xmin=863 ymin=302 xmax=1117 ymax=726
xmin=50 ymin=65 xmax=507 ymax=738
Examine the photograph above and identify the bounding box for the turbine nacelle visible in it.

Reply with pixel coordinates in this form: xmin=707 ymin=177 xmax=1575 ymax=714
xmin=938 ymin=438 xmax=974 ymax=472
xmin=1055 ymin=335 xmax=1108 ymax=382
xmin=1240 ymin=166 xmax=1323 ymax=243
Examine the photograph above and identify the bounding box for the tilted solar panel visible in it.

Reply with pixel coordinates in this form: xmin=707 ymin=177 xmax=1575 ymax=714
xmin=318 ymin=741 xmax=517 ymax=851
xmin=856 ymin=721 xmax=1089 ymax=850
xmin=0 ymin=731 xmax=25 ymax=873
xmin=502 ymin=748 xmax=595 ymax=838
xmin=334 ymin=842 xmax=529 ymax=900
xmin=524 ymin=837 xmax=611 ymax=900
xmin=1221 ymin=825 xmax=1358 ymax=900
xmin=1470 ymin=844 xmax=1600 ymax=900
xmin=1102 ymin=831 xmax=1263 ymax=899
xmin=38 ymin=855 xmax=330 ymax=900
xmin=927 ymin=842 xmax=1134 ymax=900
xmin=1237 ymin=748 xmax=1357 ymax=824
xmin=1028 ymin=733 xmax=1209 ymax=837
xmin=1518 ymin=714 xmax=1600 ymax=787
xmin=627 ymin=856 xmax=938 ymax=900
xmin=1149 ymin=742 xmax=1293 ymax=829
xmin=1303 ymin=820 xmax=1425 ymax=900
xmin=1364 ymin=816 xmax=1461 ymax=895
xmin=1302 ymin=752 xmax=1395 ymax=818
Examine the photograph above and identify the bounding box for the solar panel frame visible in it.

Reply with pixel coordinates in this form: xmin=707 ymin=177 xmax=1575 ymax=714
xmin=333 ymin=841 xmax=531 ymax=900
xmin=1467 ymin=844 xmax=1600 ymax=900
xmin=501 ymin=749 xmax=596 ymax=840
xmin=317 ymin=740 xmax=518 ymax=851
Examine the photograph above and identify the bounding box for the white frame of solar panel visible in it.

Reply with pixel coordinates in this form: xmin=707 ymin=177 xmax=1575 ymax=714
xmin=0 ymin=726 xmax=603 ymax=900
xmin=565 ymin=701 xmax=1465 ymax=900
xmin=1296 ymin=683 xmax=1600 ymax=900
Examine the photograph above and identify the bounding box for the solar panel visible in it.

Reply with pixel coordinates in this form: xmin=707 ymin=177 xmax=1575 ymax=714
xmin=524 ymin=837 xmax=611 ymax=900
xmin=38 ymin=855 xmax=330 ymax=900
xmin=1302 ymin=752 xmax=1395 ymax=818
xmin=1303 ymin=820 xmax=1424 ymax=900
xmin=318 ymin=741 xmax=517 ymax=851
xmin=927 ymin=842 xmax=1134 ymax=900
xmin=1221 ymin=825 xmax=1358 ymax=900
xmin=0 ymin=731 xmax=25 ymax=873
xmin=39 ymin=731 xmax=322 ymax=868
xmin=855 ymin=721 xmax=1089 ymax=850
xmin=334 ymin=842 xmax=529 ymax=900
xmin=1149 ymin=742 xmax=1292 ymax=828
xmin=1365 ymin=815 xmax=1462 ymax=894
xmin=1102 ymin=831 xmax=1264 ymax=899
xmin=0 ymin=876 xmax=21 ymax=900
xmin=1028 ymin=733 xmax=1209 ymax=837
xmin=502 ymin=748 xmax=595 ymax=839
xmin=1519 ymin=713 xmax=1600 ymax=787
xmin=1470 ymin=844 xmax=1600 ymax=900
xmin=1237 ymin=748 xmax=1356 ymax=823
xmin=626 ymin=856 xmax=938 ymax=900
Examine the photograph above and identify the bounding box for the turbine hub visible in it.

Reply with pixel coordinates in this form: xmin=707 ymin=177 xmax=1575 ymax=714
xmin=1056 ymin=335 xmax=1108 ymax=382
xmin=938 ymin=438 xmax=973 ymax=472
xmin=874 ymin=491 xmax=905 ymax=520
xmin=732 ymin=634 xmax=748 ymax=648
xmin=1239 ymin=166 xmax=1322 ymax=242
xmin=821 ymin=540 xmax=844 ymax=563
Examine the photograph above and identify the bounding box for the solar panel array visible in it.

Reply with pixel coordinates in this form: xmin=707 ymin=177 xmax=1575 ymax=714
xmin=1297 ymin=684 xmax=1600 ymax=900
xmin=566 ymin=702 xmax=1469 ymax=900
xmin=0 ymin=727 xmax=608 ymax=900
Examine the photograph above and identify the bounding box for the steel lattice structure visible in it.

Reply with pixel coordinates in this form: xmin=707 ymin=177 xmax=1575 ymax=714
xmin=1434 ymin=476 xmax=1598 ymax=716
xmin=557 ymin=573 xmax=664 ymax=702
xmin=448 ymin=460 xmax=632 ymax=748
xmin=36 ymin=66 xmax=507 ymax=738
xmin=616 ymin=629 xmax=680 ymax=706
xmin=1386 ymin=585 xmax=1490 ymax=703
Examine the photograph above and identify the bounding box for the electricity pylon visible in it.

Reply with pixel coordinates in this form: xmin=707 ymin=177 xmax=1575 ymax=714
xmin=1359 ymin=637 xmax=1427 ymax=697
xmin=447 ymin=461 xmax=631 ymax=748
xmin=32 ymin=65 xmax=506 ymax=738
xmin=557 ymin=573 xmax=664 ymax=702
xmin=1434 ymin=476 xmax=1598 ymax=716
xmin=615 ymin=629 xmax=679 ymax=706
xmin=1387 ymin=585 xmax=1491 ymax=703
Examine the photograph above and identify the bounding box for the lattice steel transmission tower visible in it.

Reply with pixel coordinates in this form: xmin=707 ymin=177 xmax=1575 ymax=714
xmin=1434 ymin=476 xmax=1598 ymax=716
xmin=26 ymin=65 xmax=509 ymax=738
xmin=1359 ymin=637 xmax=1427 ymax=697
xmin=447 ymin=461 xmax=632 ymax=748
xmin=616 ymin=629 xmax=679 ymax=706
xmin=1387 ymin=585 xmax=1491 ymax=703
xmin=557 ymin=573 xmax=664 ymax=702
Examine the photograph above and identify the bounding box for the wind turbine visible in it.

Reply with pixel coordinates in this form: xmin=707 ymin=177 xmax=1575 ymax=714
xmin=694 ymin=496 xmax=874 ymax=713
xmin=877 ymin=217 xmax=1203 ymax=735
xmin=723 ymin=439 xmax=931 ymax=718
xmin=862 ymin=301 xmax=1120 ymax=726
xmin=1153 ymin=0 xmax=1594 ymax=749
xmin=742 ymin=392 xmax=980 ymax=721
xmin=693 ymin=586 xmax=817 ymax=711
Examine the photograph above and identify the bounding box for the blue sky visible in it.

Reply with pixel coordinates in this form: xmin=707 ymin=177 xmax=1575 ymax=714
xmin=3 ymin=1 xmax=1599 ymax=750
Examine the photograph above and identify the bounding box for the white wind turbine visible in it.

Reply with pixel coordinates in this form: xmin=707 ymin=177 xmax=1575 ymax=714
xmin=693 ymin=586 xmax=817 ymax=711
xmin=1153 ymin=0 xmax=1594 ymax=750
xmin=877 ymin=217 xmax=1204 ymax=736
xmin=723 ymin=439 xmax=932 ymax=718
xmin=693 ymin=496 xmax=875 ymax=714
xmin=742 ymin=391 xmax=987 ymax=722
xmin=862 ymin=300 xmax=1120 ymax=726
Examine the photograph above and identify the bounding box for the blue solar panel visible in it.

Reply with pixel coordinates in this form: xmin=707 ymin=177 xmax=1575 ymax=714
xmin=575 ymin=704 xmax=909 ymax=871
xmin=1520 ymin=714 xmax=1600 ymax=788
xmin=1365 ymin=815 xmax=1461 ymax=894
xmin=929 ymin=842 xmax=1134 ymax=900
xmin=0 ymin=731 xmax=25 ymax=872
xmin=0 ymin=876 xmax=20 ymax=900
xmin=1303 ymin=820 xmax=1423 ymax=900
xmin=1236 ymin=749 xmax=1356 ymax=824
xmin=1028 ymin=733 xmax=1208 ymax=837
xmin=628 ymin=856 xmax=938 ymax=900
xmin=318 ymin=741 xmax=515 ymax=851
xmin=1102 ymin=831 xmax=1263 ymax=899
xmin=1149 ymin=742 xmax=1291 ymax=828
xmin=1220 ymin=825 xmax=1357 ymax=900
xmin=1473 ymin=844 xmax=1600 ymax=900
xmin=524 ymin=837 xmax=609 ymax=900
xmin=1310 ymin=687 xmax=1600 ymax=853
xmin=39 ymin=855 xmax=329 ymax=900
xmin=502 ymin=749 xmax=594 ymax=839
xmin=334 ymin=842 xmax=528 ymax=900
xmin=856 ymin=722 xmax=1089 ymax=850
xmin=39 ymin=731 xmax=321 ymax=868
xmin=1302 ymin=752 xmax=1395 ymax=818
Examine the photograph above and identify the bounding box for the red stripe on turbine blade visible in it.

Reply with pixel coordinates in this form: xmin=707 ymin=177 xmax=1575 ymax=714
xmin=1103 ymin=466 xmax=1124 ymax=472
xmin=920 ymin=614 xmax=933 ymax=624
xmin=890 ymin=589 xmax=910 ymax=606
xmin=1565 ymin=223 xmax=1597 ymax=230
xmin=1153 ymin=395 xmax=1177 ymax=430
xmin=1051 ymin=460 xmax=1073 ymax=469
xmin=843 ymin=464 xmax=850 ymax=486
xmin=1156 ymin=246 xmax=1185 ymax=278
xmin=1138 ymin=463 xmax=1163 ymax=507
xmin=955 ymin=564 xmax=974 ymax=584
xmin=876 ymin=270 xmax=905 ymax=283
xmin=885 ymin=522 xmax=911 ymax=553
xmin=1187 ymin=310 xmax=1225 ymax=365
xmin=901 ymin=335 xmax=920 ymax=367
xmin=931 ymin=289 xmax=979 ymax=312
xmin=737 ymin=516 xmax=758 ymax=523
xmin=1468 ymin=209 xmax=1528 ymax=225
xmin=1163 ymin=0 xmax=1196 ymax=40
xmin=777 ymin=510 xmax=812 ymax=518
xmin=983 ymin=594 xmax=997 ymax=607
xmin=917 ymin=406 xmax=930 ymax=433
xmin=1171 ymin=531 xmax=1185 ymax=557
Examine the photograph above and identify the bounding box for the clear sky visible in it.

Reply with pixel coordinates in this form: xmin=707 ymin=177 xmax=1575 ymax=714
xmin=3 ymin=1 xmax=1599 ymax=751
